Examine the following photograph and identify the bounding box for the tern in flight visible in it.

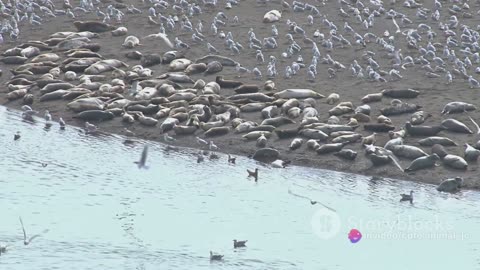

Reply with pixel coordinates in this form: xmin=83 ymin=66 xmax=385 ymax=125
xmin=19 ymin=217 xmax=49 ymax=245
xmin=134 ymin=145 xmax=149 ymax=169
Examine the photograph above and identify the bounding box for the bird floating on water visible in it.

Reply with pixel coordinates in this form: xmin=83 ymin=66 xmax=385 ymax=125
xmin=210 ymin=251 xmax=224 ymax=261
xmin=400 ymin=190 xmax=414 ymax=203
xmin=227 ymin=154 xmax=236 ymax=164
xmin=14 ymin=131 xmax=21 ymax=141
xmin=233 ymin=239 xmax=247 ymax=248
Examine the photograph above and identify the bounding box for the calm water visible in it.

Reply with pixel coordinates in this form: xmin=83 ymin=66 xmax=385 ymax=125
xmin=0 ymin=105 xmax=479 ymax=270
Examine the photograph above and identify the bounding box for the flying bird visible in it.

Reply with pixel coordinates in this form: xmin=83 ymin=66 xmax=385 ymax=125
xmin=134 ymin=145 xmax=149 ymax=169
xmin=19 ymin=217 xmax=49 ymax=245
xmin=288 ymin=189 xmax=336 ymax=212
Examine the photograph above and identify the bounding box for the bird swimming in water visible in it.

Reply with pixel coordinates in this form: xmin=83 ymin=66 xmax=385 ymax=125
xmin=134 ymin=145 xmax=149 ymax=169
xmin=14 ymin=131 xmax=21 ymax=141
xmin=247 ymin=168 xmax=258 ymax=182
xmin=44 ymin=110 xmax=52 ymax=122
xmin=228 ymin=154 xmax=236 ymax=164
xmin=210 ymin=251 xmax=224 ymax=261
xmin=400 ymin=190 xmax=414 ymax=203
xmin=19 ymin=217 xmax=49 ymax=245
xmin=233 ymin=239 xmax=247 ymax=248
xmin=197 ymin=151 xmax=204 ymax=163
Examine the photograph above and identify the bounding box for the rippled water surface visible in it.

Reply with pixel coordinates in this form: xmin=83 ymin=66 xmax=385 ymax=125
xmin=1 ymin=106 xmax=479 ymax=270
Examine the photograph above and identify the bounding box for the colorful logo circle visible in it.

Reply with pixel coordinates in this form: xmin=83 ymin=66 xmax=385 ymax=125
xmin=348 ymin=229 xmax=362 ymax=243
xmin=311 ymin=208 xmax=341 ymax=240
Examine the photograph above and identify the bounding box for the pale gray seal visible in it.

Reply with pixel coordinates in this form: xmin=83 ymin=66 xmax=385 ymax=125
xmin=381 ymin=103 xmax=421 ymax=116
xmin=443 ymin=154 xmax=468 ymax=170
xmin=361 ymin=93 xmax=383 ymax=103
xmin=437 ymin=177 xmax=463 ymax=192
xmin=185 ymin=63 xmax=207 ymax=75
xmin=204 ymin=126 xmax=230 ymax=137
xmin=418 ymin=137 xmax=457 ymax=146
xmin=390 ymin=145 xmax=427 ymax=159
xmin=261 ymin=116 xmax=295 ymax=127
xmin=441 ymin=119 xmax=473 ymax=134
xmin=464 ymin=143 xmax=480 ymax=161
xmin=204 ymin=61 xmax=223 ymax=74
xmin=73 ymin=110 xmax=115 ymax=121
xmin=382 ymin=88 xmax=420 ymax=98
xmin=111 ymin=26 xmax=128 ymax=36
xmin=404 ymin=154 xmax=440 ymax=172
xmin=441 ymin=102 xmax=476 ymax=114
xmin=333 ymin=149 xmax=357 ymax=160
xmin=316 ymin=143 xmax=345 ymax=154
xmin=234 ymin=84 xmax=260 ymax=94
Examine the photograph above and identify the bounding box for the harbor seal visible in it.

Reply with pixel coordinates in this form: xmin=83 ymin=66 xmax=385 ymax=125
xmin=73 ymin=110 xmax=115 ymax=121
xmin=404 ymin=154 xmax=440 ymax=172
xmin=141 ymin=54 xmax=162 ymax=67
xmin=204 ymin=126 xmax=230 ymax=137
xmin=441 ymin=119 xmax=473 ymax=134
xmin=234 ymin=84 xmax=260 ymax=94
xmin=111 ymin=26 xmax=128 ymax=36
xmin=73 ymin=21 xmax=114 ymax=33
xmin=263 ymin=10 xmax=282 ymax=23
xmin=437 ymin=177 xmax=463 ymax=192
xmin=382 ymin=88 xmax=420 ymax=98
xmin=261 ymin=116 xmax=295 ymax=127
xmin=204 ymin=61 xmax=223 ymax=75
xmin=275 ymin=128 xmax=299 ymax=139
xmin=333 ymin=149 xmax=357 ymax=160
xmin=418 ymin=137 xmax=457 ymax=146
xmin=405 ymin=121 xmax=443 ymax=136
xmin=195 ymin=55 xmax=237 ymax=66
xmin=464 ymin=143 xmax=480 ymax=161
xmin=431 ymin=144 xmax=448 ymax=159
xmin=326 ymin=93 xmax=340 ymax=105
xmin=252 ymin=148 xmax=280 ymax=162
xmin=316 ymin=143 xmax=345 ymax=154
xmin=185 ymin=63 xmax=207 ymax=75
xmin=361 ymin=92 xmax=383 ymax=103
xmin=122 ymin=36 xmax=141 ymax=48
xmin=443 ymin=154 xmax=468 ymax=170
xmin=390 ymin=145 xmax=427 ymax=159
xmin=126 ymin=51 xmax=143 ymax=60
xmin=169 ymin=58 xmax=192 ymax=71
xmin=441 ymin=102 xmax=476 ymax=114
xmin=410 ymin=111 xmax=431 ymax=125
xmin=381 ymin=103 xmax=421 ymax=116
xmin=1 ymin=56 xmax=28 ymax=65
xmin=216 ymin=76 xmax=243 ymax=88
xmin=274 ymin=89 xmax=325 ymax=99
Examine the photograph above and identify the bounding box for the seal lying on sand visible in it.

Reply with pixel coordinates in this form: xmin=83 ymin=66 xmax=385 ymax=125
xmin=74 ymin=21 xmax=114 ymax=33
xmin=216 ymin=76 xmax=243 ymax=88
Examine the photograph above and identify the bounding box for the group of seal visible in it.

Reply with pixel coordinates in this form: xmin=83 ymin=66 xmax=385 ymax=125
xmin=1 ymin=0 xmax=480 ymax=191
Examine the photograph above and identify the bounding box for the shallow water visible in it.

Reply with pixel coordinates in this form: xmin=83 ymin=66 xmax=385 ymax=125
xmin=0 ymin=105 xmax=478 ymax=270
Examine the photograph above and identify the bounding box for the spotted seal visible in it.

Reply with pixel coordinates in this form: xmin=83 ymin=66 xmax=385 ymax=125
xmin=404 ymin=154 xmax=440 ymax=172
xmin=73 ymin=110 xmax=115 ymax=121
xmin=73 ymin=21 xmax=114 ymax=33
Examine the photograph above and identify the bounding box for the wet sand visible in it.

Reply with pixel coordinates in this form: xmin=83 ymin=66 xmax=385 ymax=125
xmin=1 ymin=0 xmax=480 ymax=189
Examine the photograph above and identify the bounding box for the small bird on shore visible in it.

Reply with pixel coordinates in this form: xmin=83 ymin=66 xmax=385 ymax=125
xmin=59 ymin=117 xmax=66 ymax=130
xmin=233 ymin=239 xmax=247 ymax=248
xmin=400 ymin=190 xmax=414 ymax=203
xmin=19 ymin=217 xmax=48 ymax=245
xmin=228 ymin=154 xmax=236 ymax=164
xmin=247 ymin=168 xmax=258 ymax=182
xmin=196 ymin=136 xmax=208 ymax=145
xmin=124 ymin=128 xmax=135 ymax=137
xmin=14 ymin=131 xmax=21 ymax=141
xmin=163 ymin=133 xmax=176 ymax=143
xmin=134 ymin=145 xmax=149 ymax=169
xmin=44 ymin=110 xmax=52 ymax=122
xmin=210 ymin=251 xmax=224 ymax=261
xmin=209 ymin=141 xmax=218 ymax=151
xmin=85 ymin=122 xmax=98 ymax=134
xmin=197 ymin=152 xmax=204 ymax=163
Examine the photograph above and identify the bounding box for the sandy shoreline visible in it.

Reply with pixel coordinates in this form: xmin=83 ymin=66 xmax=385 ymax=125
xmin=1 ymin=0 xmax=480 ymax=189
